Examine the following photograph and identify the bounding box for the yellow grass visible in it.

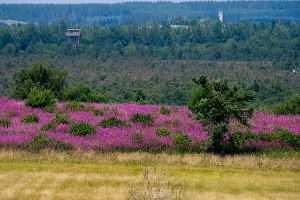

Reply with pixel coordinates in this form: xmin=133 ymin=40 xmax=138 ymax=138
xmin=0 ymin=149 xmax=299 ymax=200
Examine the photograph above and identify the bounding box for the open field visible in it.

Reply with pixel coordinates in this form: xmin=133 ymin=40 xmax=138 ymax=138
xmin=0 ymin=149 xmax=299 ymax=200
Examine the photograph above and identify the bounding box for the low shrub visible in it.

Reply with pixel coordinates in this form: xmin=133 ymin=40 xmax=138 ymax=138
xmin=62 ymin=84 xmax=108 ymax=103
xmin=272 ymin=127 xmax=300 ymax=147
xmin=28 ymin=133 xmax=48 ymax=152
xmin=159 ymin=106 xmax=171 ymax=115
xmin=68 ymin=121 xmax=96 ymax=136
xmin=156 ymin=128 xmax=171 ymax=136
xmin=55 ymin=111 xmax=70 ymax=124
xmin=172 ymin=131 xmax=192 ymax=152
xmin=99 ymin=117 xmax=126 ymax=128
xmin=25 ymin=87 xmax=56 ymax=108
xmin=92 ymin=108 xmax=103 ymax=116
xmin=227 ymin=131 xmax=257 ymax=153
xmin=133 ymin=132 xmax=143 ymax=144
xmin=164 ymin=120 xmax=181 ymax=127
xmin=271 ymin=103 xmax=286 ymax=115
xmin=21 ymin=114 xmax=39 ymax=123
xmin=227 ymin=127 xmax=300 ymax=153
xmin=45 ymin=103 xmax=56 ymax=113
xmin=64 ymin=102 xmax=86 ymax=111
xmin=272 ymin=94 xmax=300 ymax=114
xmin=41 ymin=119 xmax=57 ymax=131
xmin=195 ymin=139 xmax=211 ymax=153
xmin=131 ymin=113 xmax=154 ymax=125
xmin=0 ymin=118 xmax=11 ymax=127
xmin=27 ymin=134 xmax=73 ymax=152
xmin=102 ymin=104 xmax=110 ymax=111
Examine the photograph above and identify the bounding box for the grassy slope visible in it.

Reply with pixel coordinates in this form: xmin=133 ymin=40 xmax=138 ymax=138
xmin=0 ymin=149 xmax=299 ymax=200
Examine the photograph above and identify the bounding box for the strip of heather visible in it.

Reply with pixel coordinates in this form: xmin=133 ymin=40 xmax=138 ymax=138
xmin=1 ymin=97 xmax=299 ymax=151
xmin=46 ymin=103 xmax=208 ymax=150
xmin=0 ymin=97 xmax=54 ymax=144
xmin=230 ymin=112 xmax=300 ymax=134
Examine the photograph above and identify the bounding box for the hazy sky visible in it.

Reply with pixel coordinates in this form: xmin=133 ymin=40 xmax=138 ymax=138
xmin=0 ymin=0 xmax=187 ymax=3
xmin=1 ymin=0 xmax=131 ymax=3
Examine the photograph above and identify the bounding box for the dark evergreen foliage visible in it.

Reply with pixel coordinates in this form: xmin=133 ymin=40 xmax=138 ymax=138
xmin=0 ymin=2 xmax=299 ymax=25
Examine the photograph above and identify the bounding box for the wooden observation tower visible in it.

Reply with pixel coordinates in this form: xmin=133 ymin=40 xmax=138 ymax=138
xmin=65 ymin=29 xmax=81 ymax=44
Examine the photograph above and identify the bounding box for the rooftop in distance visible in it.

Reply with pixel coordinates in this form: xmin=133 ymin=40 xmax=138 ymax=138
xmin=65 ymin=29 xmax=80 ymax=37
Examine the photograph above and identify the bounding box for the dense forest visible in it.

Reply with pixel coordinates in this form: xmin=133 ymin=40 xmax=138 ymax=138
xmin=0 ymin=1 xmax=300 ymax=25
xmin=0 ymin=19 xmax=299 ymax=107
xmin=1 ymin=20 xmax=300 ymax=62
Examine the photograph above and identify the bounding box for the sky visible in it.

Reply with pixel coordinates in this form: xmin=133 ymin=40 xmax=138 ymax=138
xmin=1 ymin=0 xmax=131 ymax=3
xmin=0 ymin=0 xmax=189 ymax=3
xmin=0 ymin=0 xmax=228 ymax=3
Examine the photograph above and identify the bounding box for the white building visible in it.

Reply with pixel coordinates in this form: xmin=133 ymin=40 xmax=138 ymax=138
xmin=218 ymin=11 xmax=224 ymax=23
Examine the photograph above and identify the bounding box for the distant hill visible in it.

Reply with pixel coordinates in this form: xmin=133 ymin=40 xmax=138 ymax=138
xmin=0 ymin=1 xmax=300 ymax=25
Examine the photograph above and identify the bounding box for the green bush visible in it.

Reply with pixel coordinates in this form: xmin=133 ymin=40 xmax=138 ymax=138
xmin=131 ymin=113 xmax=154 ymax=125
xmin=133 ymin=132 xmax=143 ymax=144
xmin=102 ymin=104 xmax=110 ymax=111
xmin=164 ymin=120 xmax=181 ymax=127
xmin=41 ymin=112 xmax=70 ymax=131
xmin=156 ymin=128 xmax=171 ymax=136
xmin=271 ymin=103 xmax=286 ymax=115
xmin=25 ymin=87 xmax=56 ymax=108
xmin=41 ymin=119 xmax=57 ymax=131
xmin=99 ymin=117 xmax=126 ymax=128
xmin=64 ymin=102 xmax=86 ymax=111
xmin=28 ymin=134 xmax=49 ymax=152
xmin=227 ymin=127 xmax=300 ymax=153
xmin=28 ymin=134 xmax=73 ymax=152
xmin=227 ymin=131 xmax=257 ymax=153
xmin=45 ymin=103 xmax=56 ymax=113
xmin=21 ymin=114 xmax=39 ymax=123
xmin=62 ymin=84 xmax=108 ymax=103
xmin=272 ymin=94 xmax=300 ymax=114
xmin=159 ymin=106 xmax=171 ymax=115
xmin=0 ymin=118 xmax=11 ymax=127
xmin=172 ymin=131 xmax=192 ymax=152
xmin=92 ymin=108 xmax=103 ymax=116
xmin=272 ymin=127 xmax=300 ymax=147
xmin=55 ymin=111 xmax=70 ymax=124
xmin=68 ymin=121 xmax=96 ymax=136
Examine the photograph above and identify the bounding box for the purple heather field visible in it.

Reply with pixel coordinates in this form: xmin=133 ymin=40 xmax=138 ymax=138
xmin=0 ymin=97 xmax=299 ymax=150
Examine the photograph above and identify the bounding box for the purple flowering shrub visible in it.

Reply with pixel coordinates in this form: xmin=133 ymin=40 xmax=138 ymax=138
xmin=227 ymin=112 xmax=300 ymax=152
xmin=0 ymin=97 xmax=208 ymax=151
xmin=0 ymin=97 xmax=53 ymax=145
xmin=0 ymin=97 xmax=299 ymax=152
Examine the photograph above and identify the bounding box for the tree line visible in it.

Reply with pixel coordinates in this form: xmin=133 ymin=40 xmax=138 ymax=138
xmin=0 ymin=20 xmax=300 ymax=68
xmin=0 ymin=1 xmax=300 ymax=25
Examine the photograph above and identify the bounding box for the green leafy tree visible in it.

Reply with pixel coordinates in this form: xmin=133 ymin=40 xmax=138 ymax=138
xmin=11 ymin=62 xmax=67 ymax=99
xmin=188 ymin=75 xmax=255 ymax=153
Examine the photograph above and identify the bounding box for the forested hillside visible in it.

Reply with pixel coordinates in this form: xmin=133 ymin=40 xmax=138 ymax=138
xmin=1 ymin=20 xmax=300 ymax=62
xmin=0 ymin=14 xmax=300 ymax=106
xmin=0 ymin=1 xmax=300 ymax=25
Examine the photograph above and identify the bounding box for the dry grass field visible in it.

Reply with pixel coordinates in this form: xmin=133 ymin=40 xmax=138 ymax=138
xmin=0 ymin=149 xmax=299 ymax=200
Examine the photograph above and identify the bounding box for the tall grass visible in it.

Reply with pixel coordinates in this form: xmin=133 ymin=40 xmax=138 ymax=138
xmin=0 ymin=149 xmax=299 ymax=200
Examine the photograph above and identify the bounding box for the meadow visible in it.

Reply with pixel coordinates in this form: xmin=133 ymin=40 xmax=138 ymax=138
xmin=0 ymin=149 xmax=299 ymax=200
